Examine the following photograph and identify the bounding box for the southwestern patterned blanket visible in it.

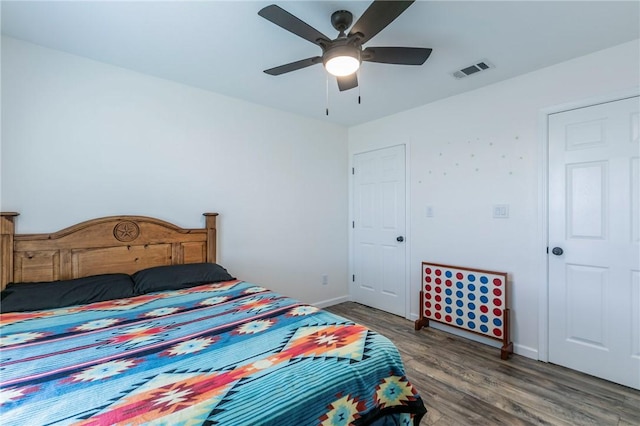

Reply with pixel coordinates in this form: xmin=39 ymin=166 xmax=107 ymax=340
xmin=1 ymin=280 xmax=426 ymax=425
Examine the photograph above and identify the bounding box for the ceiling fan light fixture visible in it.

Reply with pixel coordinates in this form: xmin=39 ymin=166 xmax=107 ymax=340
xmin=323 ymin=45 xmax=361 ymax=77
xmin=325 ymin=55 xmax=360 ymax=76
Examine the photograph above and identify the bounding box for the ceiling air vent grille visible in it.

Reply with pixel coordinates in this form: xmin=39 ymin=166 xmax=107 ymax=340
xmin=452 ymin=60 xmax=494 ymax=79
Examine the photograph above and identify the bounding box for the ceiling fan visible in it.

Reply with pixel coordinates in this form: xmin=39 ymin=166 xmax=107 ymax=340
xmin=258 ymin=0 xmax=432 ymax=92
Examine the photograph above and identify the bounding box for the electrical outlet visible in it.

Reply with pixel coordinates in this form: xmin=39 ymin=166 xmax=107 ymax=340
xmin=322 ymin=274 xmax=328 ymax=285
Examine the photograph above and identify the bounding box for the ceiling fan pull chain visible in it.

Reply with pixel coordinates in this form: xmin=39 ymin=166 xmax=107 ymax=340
xmin=358 ymin=69 xmax=361 ymax=105
xmin=326 ymin=74 xmax=330 ymax=116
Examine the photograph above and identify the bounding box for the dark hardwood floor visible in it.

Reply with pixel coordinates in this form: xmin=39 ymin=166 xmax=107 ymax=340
xmin=325 ymin=302 xmax=640 ymax=426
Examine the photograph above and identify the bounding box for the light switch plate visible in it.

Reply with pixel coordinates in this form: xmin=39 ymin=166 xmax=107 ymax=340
xmin=493 ymin=204 xmax=509 ymax=218
xmin=426 ymin=206 xmax=434 ymax=217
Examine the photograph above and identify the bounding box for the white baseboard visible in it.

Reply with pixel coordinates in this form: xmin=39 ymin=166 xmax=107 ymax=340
xmin=513 ymin=344 xmax=538 ymax=360
xmin=313 ymin=295 xmax=351 ymax=309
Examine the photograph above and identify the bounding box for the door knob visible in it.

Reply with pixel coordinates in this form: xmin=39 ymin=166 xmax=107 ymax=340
xmin=552 ymin=247 xmax=563 ymax=256
xmin=397 ymin=236 xmax=404 ymax=242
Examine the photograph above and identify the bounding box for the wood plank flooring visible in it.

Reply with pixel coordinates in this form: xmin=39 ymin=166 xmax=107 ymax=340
xmin=325 ymin=302 xmax=640 ymax=426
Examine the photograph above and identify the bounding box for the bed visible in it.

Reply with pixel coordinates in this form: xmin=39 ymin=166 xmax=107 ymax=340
xmin=0 ymin=212 xmax=427 ymax=425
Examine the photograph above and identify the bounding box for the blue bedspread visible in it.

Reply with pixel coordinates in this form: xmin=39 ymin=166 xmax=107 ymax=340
xmin=1 ymin=281 xmax=426 ymax=425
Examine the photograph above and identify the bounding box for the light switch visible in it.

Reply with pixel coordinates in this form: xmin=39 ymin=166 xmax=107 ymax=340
xmin=426 ymin=206 xmax=434 ymax=217
xmin=493 ymin=204 xmax=509 ymax=218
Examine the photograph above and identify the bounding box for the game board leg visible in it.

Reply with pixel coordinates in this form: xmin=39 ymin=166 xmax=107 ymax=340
xmin=501 ymin=342 xmax=514 ymax=360
xmin=414 ymin=317 xmax=429 ymax=330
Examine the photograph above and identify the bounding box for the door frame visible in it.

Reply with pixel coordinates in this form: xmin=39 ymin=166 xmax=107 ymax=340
xmin=348 ymin=143 xmax=411 ymax=319
xmin=537 ymin=88 xmax=640 ymax=362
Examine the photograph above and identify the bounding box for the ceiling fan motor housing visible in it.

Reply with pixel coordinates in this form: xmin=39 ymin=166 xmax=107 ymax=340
xmin=322 ymin=38 xmax=361 ymax=63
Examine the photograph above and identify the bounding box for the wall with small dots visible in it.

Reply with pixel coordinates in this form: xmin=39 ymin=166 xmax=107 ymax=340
xmin=349 ymin=39 xmax=639 ymax=359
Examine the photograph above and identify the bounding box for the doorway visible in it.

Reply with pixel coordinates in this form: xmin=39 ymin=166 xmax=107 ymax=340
xmin=547 ymin=95 xmax=639 ymax=389
xmin=351 ymin=145 xmax=407 ymax=317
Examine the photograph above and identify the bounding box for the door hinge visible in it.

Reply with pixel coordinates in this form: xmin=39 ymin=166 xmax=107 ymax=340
xmin=352 ymin=167 xmax=355 ymax=175
xmin=546 ymin=247 xmax=549 ymax=254
xmin=352 ymin=221 xmax=355 ymax=228
xmin=352 ymin=274 xmax=355 ymax=282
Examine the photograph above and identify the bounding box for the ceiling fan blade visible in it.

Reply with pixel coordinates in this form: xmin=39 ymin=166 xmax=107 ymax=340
xmin=337 ymin=73 xmax=358 ymax=92
xmin=362 ymin=47 xmax=432 ymax=65
xmin=258 ymin=4 xmax=330 ymax=47
xmin=348 ymin=1 xmax=415 ymax=45
xmin=264 ymin=57 xmax=322 ymax=75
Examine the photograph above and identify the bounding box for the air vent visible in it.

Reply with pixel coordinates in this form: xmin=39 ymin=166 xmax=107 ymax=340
xmin=452 ymin=60 xmax=494 ymax=79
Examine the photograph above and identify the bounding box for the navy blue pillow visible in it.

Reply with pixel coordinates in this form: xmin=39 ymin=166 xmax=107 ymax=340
xmin=132 ymin=263 xmax=234 ymax=294
xmin=0 ymin=274 xmax=136 ymax=313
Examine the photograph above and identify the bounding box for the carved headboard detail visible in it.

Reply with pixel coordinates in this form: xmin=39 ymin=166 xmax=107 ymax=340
xmin=0 ymin=213 xmax=218 ymax=290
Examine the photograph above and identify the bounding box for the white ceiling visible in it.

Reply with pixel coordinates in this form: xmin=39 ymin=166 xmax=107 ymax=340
xmin=2 ymin=1 xmax=639 ymax=126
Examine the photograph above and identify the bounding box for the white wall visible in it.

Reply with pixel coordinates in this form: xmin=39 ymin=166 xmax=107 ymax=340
xmin=0 ymin=37 xmax=349 ymax=306
xmin=349 ymin=39 xmax=640 ymax=358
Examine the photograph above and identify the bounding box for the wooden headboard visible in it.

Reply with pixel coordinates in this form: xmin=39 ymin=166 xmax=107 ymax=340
xmin=0 ymin=213 xmax=218 ymax=290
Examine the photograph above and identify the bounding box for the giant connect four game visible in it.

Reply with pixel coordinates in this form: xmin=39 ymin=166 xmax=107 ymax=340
xmin=415 ymin=262 xmax=513 ymax=359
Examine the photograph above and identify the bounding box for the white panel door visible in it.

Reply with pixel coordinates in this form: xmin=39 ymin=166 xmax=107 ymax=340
xmin=548 ymin=96 xmax=640 ymax=389
xmin=352 ymin=145 xmax=406 ymax=316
